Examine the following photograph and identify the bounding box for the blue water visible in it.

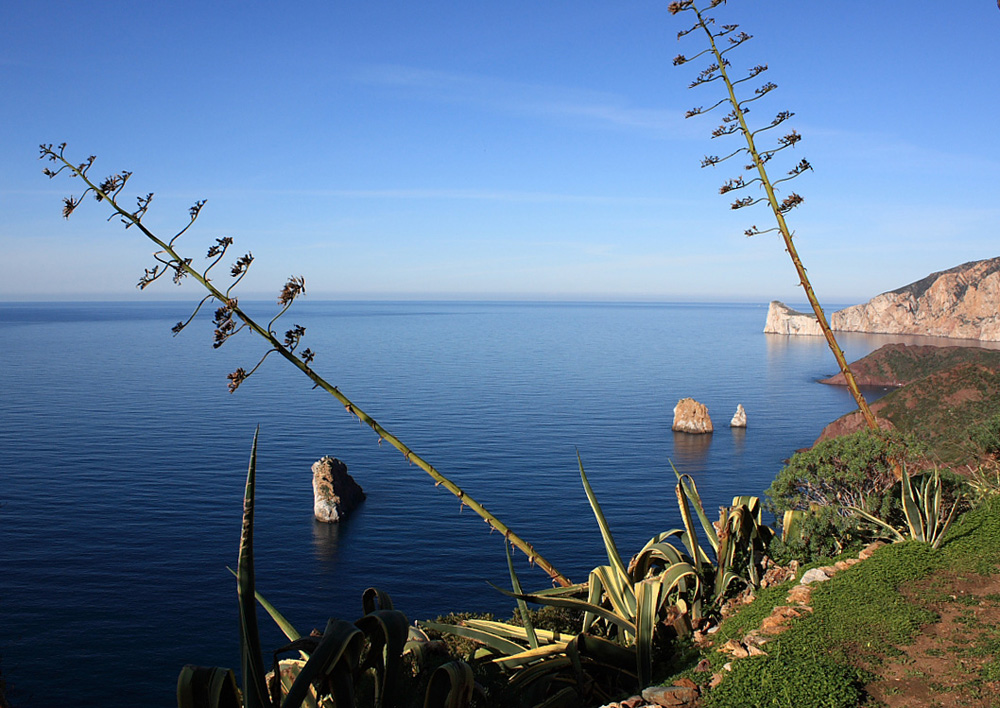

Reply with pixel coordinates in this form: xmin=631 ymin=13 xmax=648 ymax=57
xmin=0 ymin=300 xmax=970 ymax=706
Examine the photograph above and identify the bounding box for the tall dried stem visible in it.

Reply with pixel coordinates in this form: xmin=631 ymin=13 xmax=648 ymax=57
xmin=670 ymin=1 xmax=878 ymax=431
xmin=40 ymin=143 xmax=571 ymax=587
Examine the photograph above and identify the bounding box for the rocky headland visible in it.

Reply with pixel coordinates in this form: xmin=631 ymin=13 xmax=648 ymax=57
xmin=814 ymin=343 xmax=1000 ymax=463
xmin=765 ymin=257 xmax=1000 ymax=341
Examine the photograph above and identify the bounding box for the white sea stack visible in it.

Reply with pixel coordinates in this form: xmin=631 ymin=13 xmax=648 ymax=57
xmin=730 ymin=404 xmax=747 ymax=428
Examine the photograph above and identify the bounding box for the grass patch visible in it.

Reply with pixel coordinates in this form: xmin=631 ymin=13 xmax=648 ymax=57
xmin=687 ymin=497 xmax=1000 ymax=707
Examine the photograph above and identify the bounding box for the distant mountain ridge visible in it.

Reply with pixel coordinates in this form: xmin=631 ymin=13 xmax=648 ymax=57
xmin=764 ymin=257 xmax=1000 ymax=341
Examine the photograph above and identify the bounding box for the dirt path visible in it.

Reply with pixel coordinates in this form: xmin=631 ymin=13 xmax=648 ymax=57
xmin=866 ymin=572 xmax=1000 ymax=707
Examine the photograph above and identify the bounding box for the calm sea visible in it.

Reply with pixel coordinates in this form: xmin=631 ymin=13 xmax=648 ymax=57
xmin=1 ymin=300 xmax=981 ymax=706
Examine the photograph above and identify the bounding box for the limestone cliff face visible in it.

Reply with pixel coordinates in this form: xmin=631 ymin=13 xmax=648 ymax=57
xmin=765 ymin=258 xmax=1000 ymax=342
xmin=763 ymin=301 xmax=824 ymax=336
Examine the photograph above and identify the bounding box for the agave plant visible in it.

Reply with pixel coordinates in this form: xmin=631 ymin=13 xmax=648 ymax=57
xmin=850 ymin=466 xmax=961 ymax=550
xmin=424 ymin=455 xmax=775 ymax=701
xmin=665 ymin=466 xmax=773 ymax=618
xmin=178 ymin=430 xmax=475 ymax=708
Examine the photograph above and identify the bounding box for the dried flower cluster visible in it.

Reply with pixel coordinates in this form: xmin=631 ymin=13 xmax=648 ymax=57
xmin=38 ymin=143 xmax=318 ymax=394
xmin=668 ymin=2 xmax=879 ymax=430
xmin=669 ymin=4 xmax=812 ymax=226
xmin=39 ymin=143 xmax=571 ymax=585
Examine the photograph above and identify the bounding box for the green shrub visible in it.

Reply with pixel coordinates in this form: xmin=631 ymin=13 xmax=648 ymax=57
xmin=767 ymin=430 xmax=923 ymax=514
xmin=967 ymin=413 xmax=1000 ymax=459
xmin=766 ymin=431 xmax=927 ymax=562
xmin=767 ymin=506 xmax=867 ymax=565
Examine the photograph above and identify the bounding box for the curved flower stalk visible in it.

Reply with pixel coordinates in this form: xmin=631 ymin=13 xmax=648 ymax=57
xmin=668 ymin=1 xmax=878 ymax=430
xmin=39 ymin=143 xmax=570 ymax=588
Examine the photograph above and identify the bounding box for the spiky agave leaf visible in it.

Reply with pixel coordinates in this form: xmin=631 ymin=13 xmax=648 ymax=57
xmin=587 ymin=565 xmax=636 ymax=637
xmin=634 ymin=576 xmax=666 ymax=687
xmin=355 ymin=608 xmax=411 ymax=708
xmin=490 ymin=584 xmax=639 ymax=638
xmin=900 ymin=465 xmax=927 ymax=542
xmin=238 ymin=427 xmax=270 ymax=708
xmin=672 ymin=464 xmax=719 ymax=554
xmin=176 ymin=665 xmax=241 ymax=708
xmin=577 ymin=454 xmax=630 ymax=586
xmin=227 ymin=566 xmax=302 ymax=643
xmin=460 ymin=619 xmax=568 ymax=646
xmin=362 ymin=587 xmax=395 ymax=614
xmin=424 ymin=661 xmax=475 ymax=708
xmin=849 ymin=505 xmax=906 ymax=543
xmin=781 ymin=509 xmax=808 ymax=544
xmin=279 ymin=618 xmax=365 ymax=708
xmin=505 ymin=539 xmax=540 ymax=650
xmin=419 ymin=620 xmax=529 ymax=656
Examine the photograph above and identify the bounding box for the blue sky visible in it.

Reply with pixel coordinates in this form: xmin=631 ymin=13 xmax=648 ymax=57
xmin=2 ymin=2 xmax=998 ymax=302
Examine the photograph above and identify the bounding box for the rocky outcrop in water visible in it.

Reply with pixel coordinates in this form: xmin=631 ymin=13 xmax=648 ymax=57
xmin=672 ymin=398 xmax=713 ymax=434
xmin=312 ymin=457 xmax=366 ymax=523
xmin=765 ymin=257 xmax=1000 ymax=341
xmin=730 ymin=404 xmax=747 ymax=428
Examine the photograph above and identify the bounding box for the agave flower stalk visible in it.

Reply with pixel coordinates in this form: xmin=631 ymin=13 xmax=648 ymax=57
xmin=669 ymin=1 xmax=878 ymax=431
xmin=40 ymin=143 xmax=570 ymax=588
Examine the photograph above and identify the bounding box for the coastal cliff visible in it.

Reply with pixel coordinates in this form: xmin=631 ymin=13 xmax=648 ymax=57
xmin=764 ymin=257 xmax=1000 ymax=341
xmin=763 ymin=301 xmax=825 ymax=336
xmin=813 ymin=343 xmax=1000 ymax=463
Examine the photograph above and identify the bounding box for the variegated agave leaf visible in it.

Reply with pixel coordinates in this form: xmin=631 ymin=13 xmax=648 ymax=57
xmin=420 ymin=619 xmax=529 ymax=656
xmin=577 ymin=454 xmax=630 ymax=585
xmin=355 ymin=608 xmax=412 ymax=708
xmin=176 ymin=666 xmax=241 ymax=708
xmin=505 ymin=539 xmax=540 ymax=650
xmin=238 ymin=428 xmax=270 ymax=708
xmin=277 ymin=618 xmax=365 ymax=708
xmin=424 ymin=661 xmax=475 ymax=708
xmin=362 ymin=586 xmax=395 ymax=614
xmin=672 ymin=464 xmax=719 ymax=554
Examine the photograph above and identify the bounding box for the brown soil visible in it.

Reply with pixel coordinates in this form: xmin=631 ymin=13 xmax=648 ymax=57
xmin=866 ymin=573 xmax=1000 ymax=708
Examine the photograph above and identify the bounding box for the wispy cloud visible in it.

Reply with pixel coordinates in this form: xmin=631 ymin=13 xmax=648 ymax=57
xmin=354 ymin=64 xmax=691 ymax=138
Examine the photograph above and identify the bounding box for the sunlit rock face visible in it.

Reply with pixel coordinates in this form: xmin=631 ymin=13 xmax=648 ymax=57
xmin=764 ymin=257 xmax=1000 ymax=341
xmin=830 ymin=258 xmax=1000 ymax=341
xmin=672 ymin=397 xmax=713 ymax=434
xmin=312 ymin=456 xmax=366 ymax=523
xmin=763 ymin=301 xmax=824 ymax=336
xmin=730 ymin=404 xmax=747 ymax=428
